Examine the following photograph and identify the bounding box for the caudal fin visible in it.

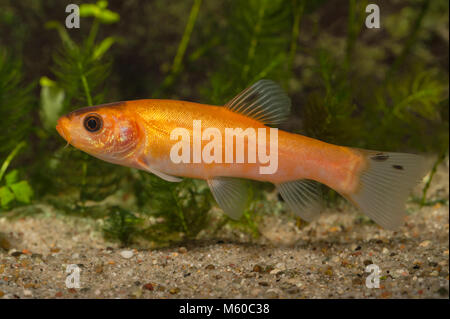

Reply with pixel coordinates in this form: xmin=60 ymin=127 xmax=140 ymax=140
xmin=348 ymin=151 xmax=429 ymax=230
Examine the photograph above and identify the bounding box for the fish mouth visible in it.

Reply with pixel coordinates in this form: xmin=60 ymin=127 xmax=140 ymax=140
xmin=56 ymin=117 xmax=72 ymax=146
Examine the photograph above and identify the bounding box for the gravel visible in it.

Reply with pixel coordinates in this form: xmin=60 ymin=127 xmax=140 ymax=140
xmin=0 ymin=161 xmax=448 ymax=299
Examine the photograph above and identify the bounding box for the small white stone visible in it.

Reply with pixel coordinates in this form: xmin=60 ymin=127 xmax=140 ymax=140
xmin=270 ymin=269 xmax=282 ymax=275
xmin=71 ymin=253 xmax=79 ymax=259
xmin=120 ymin=250 xmax=134 ymax=259
xmin=275 ymin=263 xmax=286 ymax=270
xmin=419 ymin=240 xmax=431 ymax=248
xmin=23 ymin=289 xmax=32 ymax=297
xmin=251 ymin=288 xmax=261 ymax=296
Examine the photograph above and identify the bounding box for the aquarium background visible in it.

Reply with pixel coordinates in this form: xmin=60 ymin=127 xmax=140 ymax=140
xmin=0 ymin=0 xmax=448 ymax=246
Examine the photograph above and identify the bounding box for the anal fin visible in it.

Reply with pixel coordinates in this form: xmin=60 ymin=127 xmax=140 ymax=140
xmin=277 ymin=179 xmax=323 ymax=221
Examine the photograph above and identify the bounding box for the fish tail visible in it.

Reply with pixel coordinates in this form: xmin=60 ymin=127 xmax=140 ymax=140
xmin=346 ymin=149 xmax=429 ymax=229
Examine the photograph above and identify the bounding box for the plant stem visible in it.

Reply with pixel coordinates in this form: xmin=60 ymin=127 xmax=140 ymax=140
xmin=345 ymin=0 xmax=357 ymax=71
xmin=78 ymin=62 xmax=93 ymax=106
xmin=172 ymin=0 xmax=202 ymax=75
xmin=87 ymin=18 xmax=100 ymax=50
xmin=241 ymin=1 xmax=267 ymax=82
xmin=389 ymin=0 xmax=430 ymax=76
xmin=173 ymin=188 xmax=188 ymax=234
xmin=421 ymin=150 xmax=447 ymax=206
xmin=154 ymin=0 xmax=202 ymax=96
xmin=288 ymin=0 xmax=304 ymax=79
xmin=0 ymin=141 xmax=26 ymax=182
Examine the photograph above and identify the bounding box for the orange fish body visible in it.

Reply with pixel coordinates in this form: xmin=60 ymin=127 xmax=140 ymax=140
xmin=57 ymin=80 xmax=427 ymax=229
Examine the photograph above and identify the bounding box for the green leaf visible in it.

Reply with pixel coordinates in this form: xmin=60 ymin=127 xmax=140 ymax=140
xmin=45 ymin=21 xmax=75 ymax=48
xmin=40 ymin=81 xmax=65 ymax=131
xmin=93 ymin=37 xmax=116 ymax=60
xmin=39 ymin=76 xmax=57 ymax=87
xmin=9 ymin=181 xmax=33 ymax=204
xmin=0 ymin=141 xmax=26 ymax=183
xmin=80 ymin=4 xmax=119 ymax=24
xmin=0 ymin=186 xmax=14 ymax=208
xmin=5 ymin=169 xmax=18 ymax=186
xmin=97 ymin=0 xmax=108 ymax=9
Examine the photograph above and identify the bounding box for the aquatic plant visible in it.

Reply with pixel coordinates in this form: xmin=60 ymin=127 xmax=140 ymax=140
xmin=0 ymin=142 xmax=33 ymax=210
xmin=0 ymin=0 xmax=447 ymax=245
xmin=36 ymin=1 xmax=124 ymax=210
xmin=0 ymin=50 xmax=33 ymax=159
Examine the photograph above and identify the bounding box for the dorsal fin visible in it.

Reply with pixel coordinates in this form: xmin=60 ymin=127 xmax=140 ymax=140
xmin=224 ymin=79 xmax=291 ymax=126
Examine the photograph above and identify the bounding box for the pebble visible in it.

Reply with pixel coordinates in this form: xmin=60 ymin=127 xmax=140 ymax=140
xmin=396 ymin=269 xmax=409 ymax=276
xmin=94 ymin=264 xmax=103 ymax=274
xmin=143 ymin=283 xmax=154 ymax=291
xmin=419 ymin=240 xmax=431 ymax=248
xmin=286 ymin=287 xmax=300 ymax=294
xmin=205 ymin=264 xmax=215 ymax=270
xmin=23 ymin=289 xmax=32 ymax=297
xmin=120 ymin=250 xmax=134 ymax=259
xmin=169 ymin=287 xmax=180 ymax=294
xmin=429 ymin=271 xmax=439 ymax=277
xmin=275 ymin=262 xmax=286 ymax=270
xmin=11 ymin=251 xmax=23 ymax=257
xmin=131 ymin=288 xmax=142 ymax=298
xmin=157 ymin=285 xmax=166 ymax=292
xmin=252 ymin=264 xmax=263 ymax=273
xmin=266 ymin=290 xmax=279 ymax=299
xmin=251 ymin=288 xmax=261 ymax=296
xmin=178 ymin=247 xmax=187 ymax=254
xmin=270 ymin=269 xmax=282 ymax=275
xmin=0 ymin=237 xmax=11 ymax=250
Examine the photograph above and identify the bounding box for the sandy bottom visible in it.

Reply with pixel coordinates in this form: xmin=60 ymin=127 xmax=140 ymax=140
xmin=0 ymin=162 xmax=448 ymax=299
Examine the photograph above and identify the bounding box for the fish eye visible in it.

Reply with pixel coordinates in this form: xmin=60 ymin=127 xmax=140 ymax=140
xmin=83 ymin=114 xmax=103 ymax=132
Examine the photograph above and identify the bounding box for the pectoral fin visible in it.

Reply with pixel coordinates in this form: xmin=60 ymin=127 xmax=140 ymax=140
xmin=135 ymin=158 xmax=182 ymax=182
xmin=207 ymin=177 xmax=248 ymax=220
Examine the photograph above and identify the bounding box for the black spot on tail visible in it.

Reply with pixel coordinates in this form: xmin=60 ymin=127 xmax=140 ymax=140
xmin=371 ymin=153 xmax=389 ymax=162
xmin=392 ymin=165 xmax=404 ymax=170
